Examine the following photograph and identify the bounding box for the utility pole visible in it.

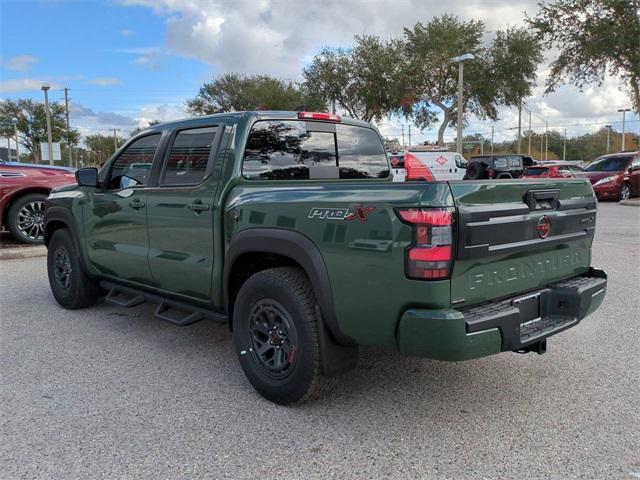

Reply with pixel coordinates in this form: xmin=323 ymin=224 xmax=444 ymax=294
xmin=563 ymin=129 xmax=567 ymax=160
xmin=544 ymin=120 xmax=549 ymax=161
xmin=490 ymin=126 xmax=494 ymax=156
xmin=41 ymin=84 xmax=54 ymax=165
xmin=408 ymin=125 xmax=411 ymax=148
xmin=401 ymin=125 xmax=405 ymax=149
xmin=605 ymin=125 xmax=612 ymax=153
xmin=113 ymin=128 xmax=120 ymax=153
xmin=618 ymin=108 xmax=631 ymax=151
xmin=451 ymin=53 xmax=474 ymax=155
xmin=64 ymin=88 xmax=73 ymax=168
xmin=13 ymin=119 xmax=20 ymax=161
xmin=517 ymin=99 xmax=522 ymax=154
xmin=528 ymin=110 xmax=532 ymax=156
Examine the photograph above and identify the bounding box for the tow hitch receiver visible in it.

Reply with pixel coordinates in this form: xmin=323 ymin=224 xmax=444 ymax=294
xmin=514 ymin=339 xmax=547 ymax=355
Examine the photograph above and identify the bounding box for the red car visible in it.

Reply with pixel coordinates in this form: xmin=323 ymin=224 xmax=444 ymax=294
xmin=576 ymin=152 xmax=640 ymax=201
xmin=522 ymin=163 xmax=582 ymax=178
xmin=0 ymin=161 xmax=76 ymax=243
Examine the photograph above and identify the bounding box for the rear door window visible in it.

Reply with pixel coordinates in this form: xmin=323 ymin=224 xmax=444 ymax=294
xmin=243 ymin=120 xmax=389 ymax=180
xmin=161 ymin=126 xmax=218 ymax=185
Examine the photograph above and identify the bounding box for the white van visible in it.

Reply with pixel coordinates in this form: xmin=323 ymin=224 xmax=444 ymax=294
xmin=405 ymin=151 xmax=468 ymax=180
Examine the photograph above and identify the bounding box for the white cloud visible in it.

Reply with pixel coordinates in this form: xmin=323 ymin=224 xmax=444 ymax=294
xmin=86 ymin=77 xmax=123 ymax=86
xmin=121 ymin=29 xmax=135 ymax=37
xmin=0 ymin=78 xmax=60 ymax=93
xmin=3 ymin=55 xmax=38 ymax=72
xmin=135 ymin=103 xmax=187 ymax=128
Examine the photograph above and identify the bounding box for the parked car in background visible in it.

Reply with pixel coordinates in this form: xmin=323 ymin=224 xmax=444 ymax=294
xmin=523 ymin=163 xmax=582 ymax=178
xmin=465 ymin=154 xmax=536 ymax=180
xmin=0 ymin=161 xmax=76 ymax=243
xmin=576 ymin=152 xmax=640 ymax=200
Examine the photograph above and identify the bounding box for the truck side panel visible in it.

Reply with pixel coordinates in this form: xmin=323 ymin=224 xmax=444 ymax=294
xmin=224 ymin=182 xmax=454 ymax=346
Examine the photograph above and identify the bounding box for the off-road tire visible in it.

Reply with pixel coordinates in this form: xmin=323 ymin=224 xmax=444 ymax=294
xmin=47 ymin=228 xmax=101 ymax=309
xmin=6 ymin=193 xmax=47 ymax=244
xmin=466 ymin=161 xmax=486 ymax=180
xmin=233 ymin=267 xmax=335 ymax=405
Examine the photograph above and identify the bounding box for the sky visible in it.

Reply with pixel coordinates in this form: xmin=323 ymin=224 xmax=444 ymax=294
xmin=1 ymin=0 xmax=638 ymax=146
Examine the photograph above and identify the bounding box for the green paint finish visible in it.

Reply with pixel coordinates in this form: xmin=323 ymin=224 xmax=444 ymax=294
xmin=225 ymin=182 xmax=454 ymax=346
xmin=449 ymin=179 xmax=596 ymax=307
xmin=45 ymin=111 xmax=605 ymax=361
xmin=397 ymin=309 xmax=502 ymax=361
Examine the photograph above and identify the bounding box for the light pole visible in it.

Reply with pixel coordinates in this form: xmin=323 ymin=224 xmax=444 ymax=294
xmin=563 ymin=128 xmax=567 ymax=160
xmin=605 ymin=125 xmax=612 ymax=153
xmin=517 ymin=99 xmax=522 ymax=154
xmin=451 ymin=53 xmax=474 ymax=155
xmin=544 ymin=120 xmax=549 ymax=161
xmin=618 ymin=108 xmax=631 ymax=151
xmin=13 ymin=119 xmax=20 ymax=161
xmin=490 ymin=125 xmax=494 ymax=156
xmin=41 ymin=84 xmax=54 ymax=165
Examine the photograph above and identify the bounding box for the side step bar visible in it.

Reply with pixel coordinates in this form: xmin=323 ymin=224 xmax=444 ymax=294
xmin=101 ymin=281 xmax=226 ymax=326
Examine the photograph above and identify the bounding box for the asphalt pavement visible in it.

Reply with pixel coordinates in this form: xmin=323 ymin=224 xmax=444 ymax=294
xmin=1 ymin=202 xmax=639 ymax=479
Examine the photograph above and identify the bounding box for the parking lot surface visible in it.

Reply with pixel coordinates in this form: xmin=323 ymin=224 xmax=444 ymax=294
xmin=1 ymin=202 xmax=639 ymax=479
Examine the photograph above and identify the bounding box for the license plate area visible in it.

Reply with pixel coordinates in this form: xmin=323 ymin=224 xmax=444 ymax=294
xmin=513 ymin=292 xmax=541 ymax=325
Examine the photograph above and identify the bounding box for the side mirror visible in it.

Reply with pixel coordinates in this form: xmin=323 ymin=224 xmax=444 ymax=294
xmin=75 ymin=167 xmax=99 ymax=187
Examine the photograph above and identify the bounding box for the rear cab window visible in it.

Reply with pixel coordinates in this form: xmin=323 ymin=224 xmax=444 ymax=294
xmin=242 ymin=120 xmax=389 ymax=180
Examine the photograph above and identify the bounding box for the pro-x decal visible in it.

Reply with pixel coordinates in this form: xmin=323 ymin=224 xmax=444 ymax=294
xmin=308 ymin=205 xmax=376 ymax=221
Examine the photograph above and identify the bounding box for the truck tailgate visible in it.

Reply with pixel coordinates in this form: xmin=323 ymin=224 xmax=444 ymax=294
xmin=449 ymin=179 xmax=597 ymax=307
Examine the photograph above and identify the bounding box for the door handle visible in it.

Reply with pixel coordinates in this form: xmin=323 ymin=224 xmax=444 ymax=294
xmin=187 ymin=202 xmax=210 ymax=212
xmin=129 ymin=199 xmax=145 ymax=209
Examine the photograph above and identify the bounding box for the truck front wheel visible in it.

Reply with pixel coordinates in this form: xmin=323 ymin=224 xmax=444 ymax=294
xmin=47 ymin=228 xmax=101 ymax=309
xmin=233 ymin=267 xmax=334 ymax=405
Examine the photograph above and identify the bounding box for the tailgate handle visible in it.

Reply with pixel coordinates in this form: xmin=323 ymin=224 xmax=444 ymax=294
xmin=525 ymin=189 xmax=559 ymax=211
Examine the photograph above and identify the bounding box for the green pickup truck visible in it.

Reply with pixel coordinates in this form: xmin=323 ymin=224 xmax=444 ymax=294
xmin=45 ymin=111 xmax=607 ymax=404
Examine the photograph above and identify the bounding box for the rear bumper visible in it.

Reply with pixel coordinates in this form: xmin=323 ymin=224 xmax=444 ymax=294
xmin=396 ymin=268 xmax=607 ymax=361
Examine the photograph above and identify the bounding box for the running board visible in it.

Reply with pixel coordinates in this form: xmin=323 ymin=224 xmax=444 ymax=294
xmin=100 ymin=281 xmax=226 ymax=326
xmin=154 ymin=301 xmax=204 ymax=326
xmin=105 ymin=288 xmax=145 ymax=308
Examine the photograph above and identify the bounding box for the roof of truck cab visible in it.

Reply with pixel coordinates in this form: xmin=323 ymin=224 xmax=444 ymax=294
xmin=142 ymin=111 xmax=373 ymax=132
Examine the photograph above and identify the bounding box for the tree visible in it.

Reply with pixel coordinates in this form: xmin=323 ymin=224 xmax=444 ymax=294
xmin=527 ymin=0 xmax=640 ymax=113
xmin=402 ymin=15 xmax=542 ymax=146
xmin=84 ymin=134 xmax=125 ymax=165
xmin=0 ymin=98 xmax=78 ymax=162
xmin=186 ymin=73 xmax=323 ymax=115
xmin=302 ymin=35 xmax=408 ymax=122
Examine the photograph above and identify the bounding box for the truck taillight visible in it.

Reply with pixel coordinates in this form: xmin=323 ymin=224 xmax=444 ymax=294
xmin=396 ymin=208 xmax=454 ymax=280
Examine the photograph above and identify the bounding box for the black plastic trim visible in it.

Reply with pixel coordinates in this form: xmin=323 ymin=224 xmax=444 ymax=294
xmin=462 ymin=268 xmax=607 ymax=351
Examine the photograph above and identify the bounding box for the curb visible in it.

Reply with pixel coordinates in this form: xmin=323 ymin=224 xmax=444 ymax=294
xmin=619 ymin=199 xmax=640 ymax=207
xmin=0 ymin=246 xmax=47 ymax=260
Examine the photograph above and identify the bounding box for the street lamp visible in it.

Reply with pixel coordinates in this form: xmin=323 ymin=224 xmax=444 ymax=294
xmin=13 ymin=119 xmax=20 ymax=161
xmin=41 ymin=84 xmax=54 ymax=165
xmin=451 ymin=53 xmax=474 ymax=155
xmin=618 ymin=108 xmax=631 ymax=151
xmin=605 ymin=125 xmax=612 ymax=153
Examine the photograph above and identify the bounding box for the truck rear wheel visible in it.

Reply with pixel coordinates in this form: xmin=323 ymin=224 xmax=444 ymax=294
xmin=233 ymin=267 xmax=334 ymax=405
xmin=47 ymin=228 xmax=101 ymax=309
